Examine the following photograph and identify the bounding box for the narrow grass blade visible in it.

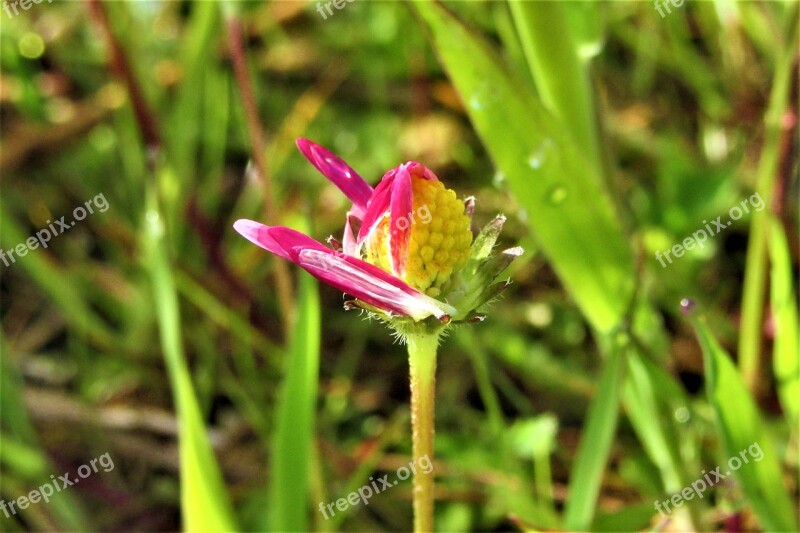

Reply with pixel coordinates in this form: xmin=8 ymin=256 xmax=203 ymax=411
xmin=268 ymin=271 xmax=321 ymax=532
xmin=768 ymin=219 xmax=799 ymax=424
xmin=563 ymin=340 xmax=626 ymax=530
xmin=622 ymin=350 xmax=698 ymax=528
xmin=412 ymin=0 xmax=634 ymax=332
xmin=738 ymin=6 xmax=798 ymax=390
xmin=144 ymin=182 xmax=237 ymax=533
xmin=690 ymin=313 xmax=797 ymax=532
xmin=507 ymin=1 xmax=602 ymax=177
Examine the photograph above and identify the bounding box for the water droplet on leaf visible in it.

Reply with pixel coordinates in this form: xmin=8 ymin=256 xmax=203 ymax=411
xmin=528 ymin=140 xmax=553 ymax=169
xmin=469 ymin=95 xmax=483 ymax=111
xmin=546 ymin=185 xmax=568 ymax=205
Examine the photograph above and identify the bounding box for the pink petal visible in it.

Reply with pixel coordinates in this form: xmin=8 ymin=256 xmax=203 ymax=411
xmin=404 ymin=161 xmax=439 ymax=182
xmin=357 ymin=162 xmax=439 ymax=259
xmin=297 ymin=249 xmax=453 ymax=320
xmin=296 ymin=138 xmax=373 ymax=216
xmin=357 ymin=167 xmax=395 ymax=245
xmin=389 ymin=165 xmax=413 ymax=276
xmin=234 ymin=219 xmax=294 ymax=260
xmin=342 ymin=212 xmax=359 ymax=256
xmin=233 ymin=220 xmax=453 ymax=320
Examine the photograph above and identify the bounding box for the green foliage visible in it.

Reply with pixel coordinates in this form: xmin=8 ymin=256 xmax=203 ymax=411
xmin=145 ymin=175 xmax=238 ymax=532
xmin=268 ymin=271 xmax=321 ymax=532
xmin=769 ymin=219 xmax=799 ymax=424
xmin=0 ymin=1 xmax=797 ymax=531
xmin=562 ymin=341 xmax=625 ymax=530
xmin=691 ymin=314 xmax=797 ymax=532
xmin=413 ymin=0 xmax=634 ymax=334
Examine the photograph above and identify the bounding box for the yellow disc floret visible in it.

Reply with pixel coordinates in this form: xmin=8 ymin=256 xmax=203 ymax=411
xmin=364 ymin=176 xmax=473 ymax=298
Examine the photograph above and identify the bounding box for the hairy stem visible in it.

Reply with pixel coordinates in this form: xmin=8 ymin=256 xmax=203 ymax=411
xmin=407 ymin=331 xmax=440 ymax=532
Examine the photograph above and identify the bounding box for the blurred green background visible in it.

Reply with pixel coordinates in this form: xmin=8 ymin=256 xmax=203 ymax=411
xmin=0 ymin=1 xmax=797 ymax=531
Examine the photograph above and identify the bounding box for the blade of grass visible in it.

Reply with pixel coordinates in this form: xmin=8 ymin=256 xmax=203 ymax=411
xmin=621 ymin=350 xmax=698 ymax=529
xmin=507 ymin=1 xmax=603 ymax=180
xmin=456 ymin=328 xmax=505 ymax=436
xmin=267 ymin=270 xmax=321 ymax=532
xmin=168 ymin=1 xmax=219 ymax=190
xmin=83 ymin=3 xmax=238 ymax=530
xmin=563 ymin=338 xmax=626 ymax=530
xmin=767 ymin=218 xmax=799 ymax=425
xmin=411 ymin=0 xmax=634 ymax=333
xmin=144 ymin=179 xmax=237 ymax=532
xmin=689 ymin=311 xmax=797 ymax=532
xmin=737 ymin=4 xmax=797 ymax=392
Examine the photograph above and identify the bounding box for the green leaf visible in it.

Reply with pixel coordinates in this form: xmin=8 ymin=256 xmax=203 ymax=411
xmin=412 ymin=0 xmax=634 ymax=332
xmin=144 ymin=178 xmax=237 ymax=533
xmin=507 ymin=1 xmax=602 ymax=175
xmin=563 ymin=341 xmax=626 ymax=530
xmin=621 ymin=350 xmax=699 ymax=528
xmin=768 ymin=218 xmax=799 ymax=425
xmin=268 ymin=271 xmax=321 ymax=532
xmin=690 ymin=314 xmax=797 ymax=532
xmin=738 ymin=6 xmax=798 ymax=389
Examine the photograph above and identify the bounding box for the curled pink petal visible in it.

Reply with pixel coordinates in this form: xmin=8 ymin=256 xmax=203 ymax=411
xmin=357 ymin=162 xmax=439 ymax=251
xmin=296 ymin=138 xmax=373 ymax=216
xmin=234 ymin=219 xmax=294 ymax=260
xmin=404 ymin=161 xmax=438 ymax=182
xmin=233 ymin=220 xmax=452 ymax=320
xmin=357 ymin=168 xmax=395 ymax=245
xmin=297 ymin=249 xmax=453 ymax=320
xmin=389 ymin=165 xmax=413 ymax=276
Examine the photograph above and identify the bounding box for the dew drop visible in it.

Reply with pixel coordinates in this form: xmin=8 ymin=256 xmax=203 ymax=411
xmin=469 ymin=95 xmax=483 ymax=111
xmin=674 ymin=406 xmax=690 ymax=423
xmin=546 ymin=185 xmax=568 ymax=205
xmin=527 ymin=139 xmax=553 ymax=169
xmin=679 ymin=298 xmax=696 ymax=315
xmin=470 ymin=83 xmax=500 ymax=112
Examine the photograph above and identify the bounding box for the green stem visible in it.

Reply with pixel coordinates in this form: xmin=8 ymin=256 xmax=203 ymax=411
xmin=407 ymin=331 xmax=440 ymax=533
xmin=737 ymin=9 xmax=797 ymax=393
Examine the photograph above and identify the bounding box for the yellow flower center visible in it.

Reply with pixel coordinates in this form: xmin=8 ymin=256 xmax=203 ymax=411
xmin=364 ymin=177 xmax=472 ymax=298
